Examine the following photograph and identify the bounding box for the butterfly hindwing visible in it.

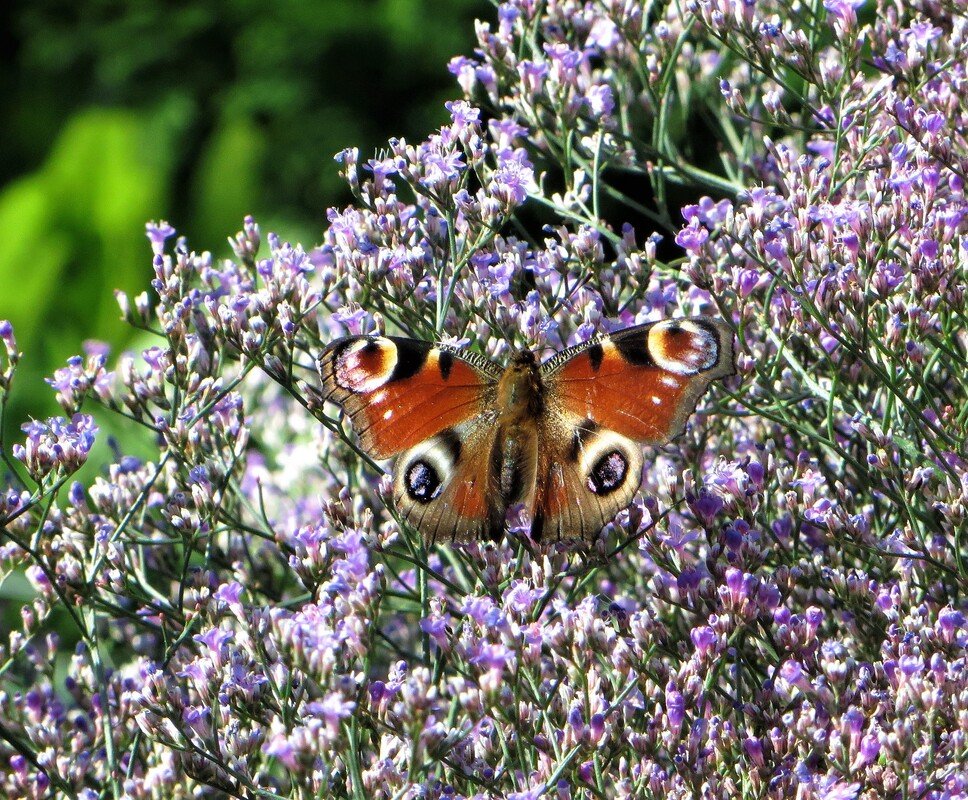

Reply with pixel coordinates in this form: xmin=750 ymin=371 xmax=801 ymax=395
xmin=318 ymin=335 xmax=500 ymax=460
xmin=541 ymin=317 xmax=735 ymax=446
xmin=392 ymin=421 xmax=499 ymax=544
xmin=532 ymin=413 xmax=644 ymax=542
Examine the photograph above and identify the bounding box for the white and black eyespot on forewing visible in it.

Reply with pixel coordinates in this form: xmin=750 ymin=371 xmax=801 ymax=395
xmin=394 ymin=428 xmax=463 ymax=505
xmin=646 ymin=319 xmax=721 ymax=375
xmin=332 ymin=337 xmax=400 ymax=394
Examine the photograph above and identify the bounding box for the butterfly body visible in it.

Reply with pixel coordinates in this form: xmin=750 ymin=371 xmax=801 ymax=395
xmin=319 ymin=318 xmax=734 ymax=544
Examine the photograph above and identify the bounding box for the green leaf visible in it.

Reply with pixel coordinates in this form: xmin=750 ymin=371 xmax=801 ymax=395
xmin=0 ymin=177 xmax=72 ymax=359
xmin=0 ymin=108 xmax=173 ymax=431
xmin=191 ymin=114 xmax=267 ymax=249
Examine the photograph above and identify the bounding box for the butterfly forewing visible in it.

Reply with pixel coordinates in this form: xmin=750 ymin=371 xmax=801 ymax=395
xmin=541 ymin=318 xmax=735 ymax=446
xmin=318 ymin=335 xmax=500 ymax=460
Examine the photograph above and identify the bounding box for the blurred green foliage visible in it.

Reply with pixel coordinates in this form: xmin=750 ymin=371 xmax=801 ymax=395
xmin=0 ymin=0 xmax=486 ymax=436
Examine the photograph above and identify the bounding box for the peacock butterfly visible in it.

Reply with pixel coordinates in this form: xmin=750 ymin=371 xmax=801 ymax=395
xmin=318 ymin=318 xmax=735 ymax=544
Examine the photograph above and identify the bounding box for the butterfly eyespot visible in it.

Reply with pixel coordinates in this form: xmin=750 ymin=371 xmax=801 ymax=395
xmin=334 ymin=337 xmax=399 ymax=393
xmin=405 ymin=460 xmax=443 ymax=503
xmin=587 ymin=450 xmax=629 ymax=495
xmin=647 ymin=320 xmax=718 ymax=375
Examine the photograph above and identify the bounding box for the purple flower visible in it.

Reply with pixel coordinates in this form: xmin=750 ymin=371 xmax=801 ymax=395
xmin=0 ymin=319 xmax=16 ymax=355
xmin=193 ymin=627 xmax=234 ymax=662
xmin=420 ymin=145 xmax=465 ymax=190
xmin=308 ymin=693 xmax=355 ymax=736
xmin=691 ymin=626 xmax=719 ymax=657
xmin=445 ymin=99 xmax=480 ymax=131
xmin=818 ymin=780 xmax=860 ymax=800
xmin=585 ymin=84 xmax=614 ymax=118
xmin=45 ymin=349 xmax=114 ymax=413
xmin=675 ymin=219 xmax=709 ymax=253
xmin=689 ymin=491 xmax=724 ymax=527
xmin=744 ymin=736 xmax=765 ymax=767
xmin=508 ymin=790 xmax=543 ymax=800
xmin=938 ymin=608 xmax=965 ymax=644
xmin=518 ymin=60 xmax=548 ymax=95
xmin=737 ymin=267 xmax=762 ymax=298
xmin=683 ymin=197 xmax=732 ymax=226
xmin=543 ymin=43 xmax=584 ymax=86
xmin=214 ymin=582 xmax=244 ymax=607
xmin=489 ymin=148 xmax=536 ymax=209
xmin=449 ymin=55 xmax=479 ymax=94
xmin=13 ymin=413 xmax=98 ymax=480
xmin=665 ymin=681 xmax=685 ymax=728
xmin=489 ymin=118 xmax=528 ymax=151
xmin=264 ymin=735 xmax=298 ymax=769
xmin=823 ymin=0 xmax=864 ymax=18
xmin=854 ymin=733 xmax=880 ymax=768
xmin=419 ymin=614 xmax=450 ymax=649
xmin=586 ymin=17 xmax=620 ymax=51
xmin=145 ymin=220 xmax=176 ymax=255
xmin=779 ymin=660 xmax=810 ymax=692
xmin=503 ymin=581 xmax=542 ymax=614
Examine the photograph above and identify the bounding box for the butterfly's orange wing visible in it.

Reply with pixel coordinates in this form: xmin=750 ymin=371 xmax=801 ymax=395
xmin=542 ymin=318 xmax=735 ymax=445
xmin=531 ymin=415 xmax=644 ymax=542
xmin=318 ymin=336 xmax=500 ymax=460
xmin=391 ymin=421 xmax=501 ymax=544
xmin=319 ymin=335 xmax=503 ymax=542
xmin=532 ymin=318 xmax=735 ymax=541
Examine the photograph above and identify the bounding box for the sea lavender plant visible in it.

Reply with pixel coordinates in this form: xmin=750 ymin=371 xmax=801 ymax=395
xmin=0 ymin=1 xmax=966 ymax=798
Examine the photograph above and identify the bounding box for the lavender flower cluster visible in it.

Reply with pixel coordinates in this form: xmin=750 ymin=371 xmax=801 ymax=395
xmin=0 ymin=1 xmax=966 ymax=798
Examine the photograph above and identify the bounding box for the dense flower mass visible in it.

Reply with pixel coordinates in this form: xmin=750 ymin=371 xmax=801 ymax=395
xmin=0 ymin=1 xmax=966 ymax=798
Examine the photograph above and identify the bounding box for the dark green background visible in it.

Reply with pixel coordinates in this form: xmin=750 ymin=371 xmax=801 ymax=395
xmin=0 ymin=0 xmax=486 ymax=433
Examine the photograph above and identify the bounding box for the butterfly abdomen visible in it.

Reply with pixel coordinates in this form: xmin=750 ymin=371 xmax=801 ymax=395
xmin=482 ymin=350 xmax=546 ymax=537
xmin=488 ymin=419 xmax=540 ymax=538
